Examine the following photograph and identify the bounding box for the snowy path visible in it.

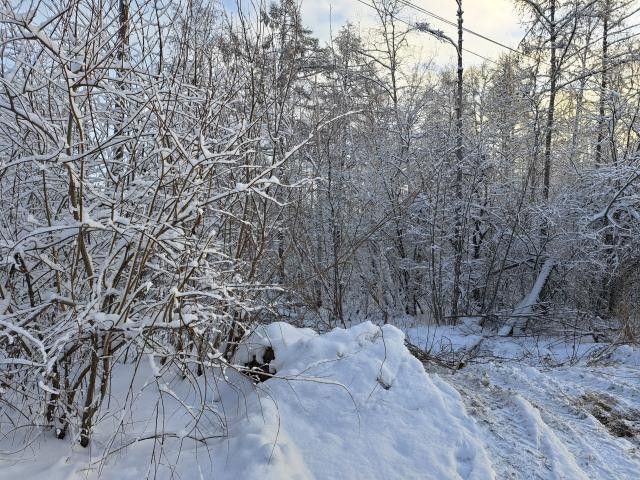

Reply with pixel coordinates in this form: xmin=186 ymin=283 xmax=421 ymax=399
xmin=420 ymin=347 xmax=640 ymax=479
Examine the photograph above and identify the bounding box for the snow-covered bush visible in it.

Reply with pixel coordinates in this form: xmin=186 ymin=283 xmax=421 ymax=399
xmin=0 ymin=0 xmax=325 ymax=447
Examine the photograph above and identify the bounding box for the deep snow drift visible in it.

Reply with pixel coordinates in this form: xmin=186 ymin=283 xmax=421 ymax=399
xmin=1 ymin=320 xmax=639 ymax=479
xmin=228 ymin=322 xmax=494 ymax=479
xmin=0 ymin=322 xmax=495 ymax=479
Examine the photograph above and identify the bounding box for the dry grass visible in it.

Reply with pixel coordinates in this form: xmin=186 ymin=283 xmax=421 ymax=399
xmin=579 ymin=392 xmax=640 ymax=441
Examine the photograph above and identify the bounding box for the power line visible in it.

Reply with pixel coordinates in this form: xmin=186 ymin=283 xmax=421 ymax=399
xmin=353 ymin=0 xmax=501 ymax=65
xmin=399 ymin=0 xmax=640 ymax=75
xmin=395 ymin=0 xmax=532 ymax=58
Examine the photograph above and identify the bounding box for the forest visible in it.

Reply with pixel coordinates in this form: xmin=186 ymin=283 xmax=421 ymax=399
xmin=1 ymin=0 xmax=639 ymax=478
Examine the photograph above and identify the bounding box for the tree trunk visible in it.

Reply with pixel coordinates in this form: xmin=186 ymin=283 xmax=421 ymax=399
xmin=595 ymin=0 xmax=610 ymax=167
xmin=542 ymin=0 xmax=557 ymax=203
xmin=451 ymin=0 xmax=464 ymax=322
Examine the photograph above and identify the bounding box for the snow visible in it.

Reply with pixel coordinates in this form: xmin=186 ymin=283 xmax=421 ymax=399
xmin=452 ymin=359 xmax=640 ymax=479
xmin=405 ymin=321 xmax=640 ymax=479
xmin=2 ymin=320 xmax=639 ymax=479
xmin=225 ymin=322 xmax=495 ymax=479
xmin=0 ymin=322 xmax=495 ymax=479
xmin=406 ymin=317 xmax=484 ymax=354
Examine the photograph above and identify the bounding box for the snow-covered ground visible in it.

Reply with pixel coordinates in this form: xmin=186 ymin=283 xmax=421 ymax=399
xmin=1 ymin=320 xmax=638 ymax=479
xmin=405 ymin=319 xmax=640 ymax=479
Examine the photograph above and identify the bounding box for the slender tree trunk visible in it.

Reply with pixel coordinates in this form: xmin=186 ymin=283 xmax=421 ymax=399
xmin=542 ymin=0 xmax=557 ymax=203
xmin=595 ymin=0 xmax=610 ymax=167
xmin=451 ymin=0 xmax=464 ymax=321
xmin=596 ymin=0 xmax=616 ymax=313
xmin=116 ymin=0 xmax=129 ymax=172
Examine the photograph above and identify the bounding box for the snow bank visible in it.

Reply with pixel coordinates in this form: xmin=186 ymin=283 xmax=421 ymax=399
xmin=225 ymin=321 xmax=495 ymax=479
xmin=0 ymin=322 xmax=496 ymax=479
xmin=6 ymin=320 xmax=637 ymax=479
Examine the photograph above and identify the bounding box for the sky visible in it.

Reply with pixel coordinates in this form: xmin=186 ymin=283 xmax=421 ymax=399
xmin=299 ymin=0 xmax=526 ymax=67
xmin=222 ymin=1 xmax=640 ymax=67
xmin=220 ymin=0 xmax=527 ymax=67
